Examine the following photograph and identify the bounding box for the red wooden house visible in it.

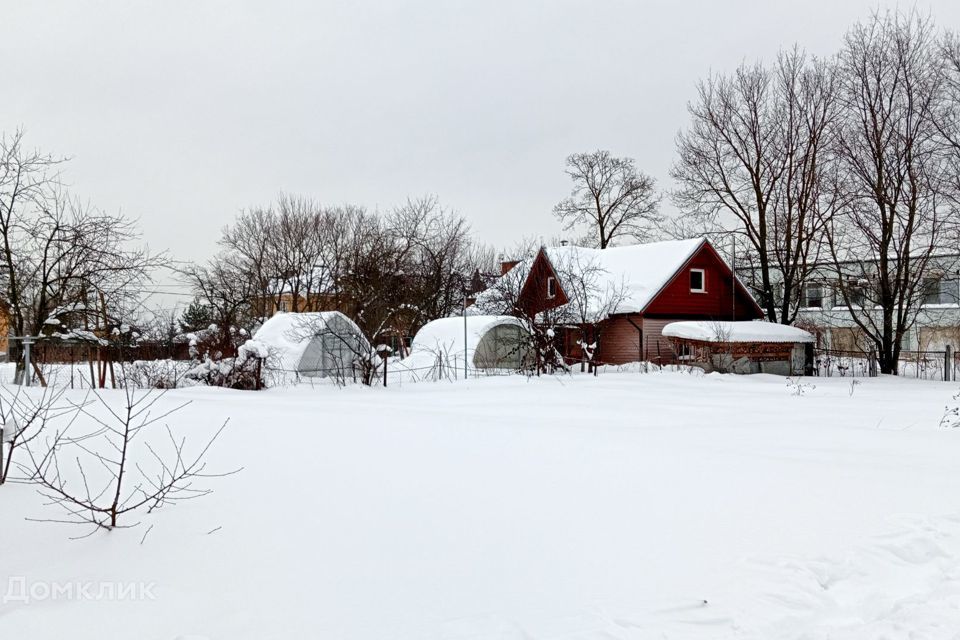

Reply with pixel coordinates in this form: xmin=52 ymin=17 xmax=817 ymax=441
xmin=491 ymin=238 xmax=763 ymax=365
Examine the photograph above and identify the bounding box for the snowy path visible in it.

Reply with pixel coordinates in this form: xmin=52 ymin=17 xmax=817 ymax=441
xmin=3 ymin=371 xmax=960 ymax=638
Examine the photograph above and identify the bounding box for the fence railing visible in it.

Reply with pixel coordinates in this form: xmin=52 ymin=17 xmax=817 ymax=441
xmin=812 ymin=348 xmax=877 ymax=378
xmin=16 ymin=341 xmax=195 ymax=365
xmin=812 ymin=346 xmax=958 ymax=381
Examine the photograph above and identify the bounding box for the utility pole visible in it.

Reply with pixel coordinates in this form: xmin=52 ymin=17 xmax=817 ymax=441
xmin=730 ymin=236 xmax=737 ymax=321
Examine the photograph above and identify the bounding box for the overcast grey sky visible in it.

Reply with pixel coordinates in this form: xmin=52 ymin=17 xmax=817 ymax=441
xmin=4 ymin=0 xmax=960 ymax=278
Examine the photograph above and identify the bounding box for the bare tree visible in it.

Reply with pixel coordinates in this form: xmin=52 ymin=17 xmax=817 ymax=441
xmin=826 ymin=11 xmax=959 ymax=374
xmin=672 ymin=49 xmax=839 ymax=323
xmin=941 ymin=30 xmax=960 ymax=199
xmin=0 ymin=131 xmax=159 ymax=384
xmin=0 ymin=386 xmax=71 ymax=485
xmin=553 ymin=150 xmax=661 ymax=249
xmin=203 ymin=192 xmax=492 ymax=366
xmin=549 ymin=250 xmax=628 ymax=371
xmin=180 ymin=254 xmax=258 ymax=359
xmin=219 ymin=195 xmax=335 ymax=318
xmin=22 ymin=387 xmax=236 ymax=533
xmin=386 ymin=196 xmax=478 ymax=336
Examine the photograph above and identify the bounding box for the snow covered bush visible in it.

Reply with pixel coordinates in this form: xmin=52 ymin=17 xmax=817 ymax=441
xmin=116 ymin=360 xmax=192 ymax=389
xmin=786 ymin=377 xmax=816 ymax=396
xmin=939 ymin=389 xmax=960 ymax=428
xmin=183 ymin=339 xmax=268 ymax=390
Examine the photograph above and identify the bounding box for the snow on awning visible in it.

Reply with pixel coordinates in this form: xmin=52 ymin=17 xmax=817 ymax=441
xmin=662 ymin=321 xmax=814 ymax=344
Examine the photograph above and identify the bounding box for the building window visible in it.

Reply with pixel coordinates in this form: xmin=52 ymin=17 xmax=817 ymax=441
xmin=280 ymin=300 xmax=290 ymax=312
xmin=547 ymin=276 xmax=557 ymax=299
xmin=803 ymin=283 xmax=823 ymax=308
xmin=847 ymin=283 xmax=866 ymax=307
xmin=923 ymin=277 xmax=960 ymax=306
xmin=834 ymin=280 xmax=866 ymax=308
xmin=944 ymin=280 xmax=960 ymax=305
xmin=689 ymin=269 xmax=705 ymax=293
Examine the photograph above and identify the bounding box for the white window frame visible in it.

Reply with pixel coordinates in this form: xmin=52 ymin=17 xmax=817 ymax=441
xmin=689 ymin=269 xmax=706 ymax=293
xmin=803 ymin=283 xmax=824 ymax=309
xmin=547 ymin=276 xmax=557 ymax=299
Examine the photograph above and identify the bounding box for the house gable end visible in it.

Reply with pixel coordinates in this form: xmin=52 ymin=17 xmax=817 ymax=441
xmin=518 ymin=248 xmax=568 ymax=316
xmin=641 ymin=241 xmax=764 ymax=320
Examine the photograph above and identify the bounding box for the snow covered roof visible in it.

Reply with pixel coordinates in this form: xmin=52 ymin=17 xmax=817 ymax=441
xmin=411 ymin=315 xmax=528 ymax=355
xmin=662 ymin=321 xmax=815 ymax=344
xmin=254 ymin=311 xmax=366 ymax=370
xmin=474 ymin=238 xmax=712 ymax=317
xmin=542 ymin=238 xmax=705 ymax=314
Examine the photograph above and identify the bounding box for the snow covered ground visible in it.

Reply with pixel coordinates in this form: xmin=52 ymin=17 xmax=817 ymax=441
xmin=4 ymin=369 xmax=960 ymax=638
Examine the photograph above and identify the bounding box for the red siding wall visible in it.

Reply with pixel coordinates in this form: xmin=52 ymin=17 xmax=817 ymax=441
xmin=519 ymin=250 xmax=568 ymax=316
xmin=598 ymin=316 xmax=643 ymax=364
xmin=642 ymin=244 xmax=761 ymax=321
xmin=641 ymin=317 xmax=679 ymax=364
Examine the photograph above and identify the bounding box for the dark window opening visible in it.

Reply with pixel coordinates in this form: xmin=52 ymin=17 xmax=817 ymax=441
xmin=804 ymin=283 xmax=823 ymax=308
xmin=923 ymin=277 xmax=959 ymax=306
xmin=689 ymin=269 xmax=705 ymax=292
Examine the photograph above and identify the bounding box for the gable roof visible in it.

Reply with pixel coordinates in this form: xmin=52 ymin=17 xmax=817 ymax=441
xmin=474 ymin=237 xmax=764 ymax=320
xmin=538 ymin=238 xmax=706 ymax=314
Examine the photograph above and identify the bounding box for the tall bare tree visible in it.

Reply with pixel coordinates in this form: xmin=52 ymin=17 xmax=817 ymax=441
xmin=672 ymin=49 xmax=839 ymax=323
xmin=826 ymin=11 xmax=959 ymax=374
xmin=198 ymin=194 xmax=490 ymax=359
xmin=553 ymin=150 xmax=661 ymax=249
xmin=219 ymin=195 xmax=335 ymax=318
xmin=0 ymin=131 xmax=159 ymax=383
xmin=941 ymin=30 xmax=960 ymax=198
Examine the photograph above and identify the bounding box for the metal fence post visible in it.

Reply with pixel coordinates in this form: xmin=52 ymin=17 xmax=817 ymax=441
xmin=22 ymin=337 xmax=34 ymax=388
xmin=946 ymin=345 xmax=953 ymax=382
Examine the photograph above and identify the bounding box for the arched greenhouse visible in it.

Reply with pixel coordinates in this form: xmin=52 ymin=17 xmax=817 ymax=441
xmin=408 ymin=315 xmax=532 ymax=372
xmin=254 ymin=312 xmax=370 ymax=379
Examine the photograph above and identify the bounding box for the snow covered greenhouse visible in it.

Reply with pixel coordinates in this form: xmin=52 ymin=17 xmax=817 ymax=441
xmin=397 ymin=315 xmax=533 ymax=379
xmin=254 ymin=311 xmax=370 ymax=380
